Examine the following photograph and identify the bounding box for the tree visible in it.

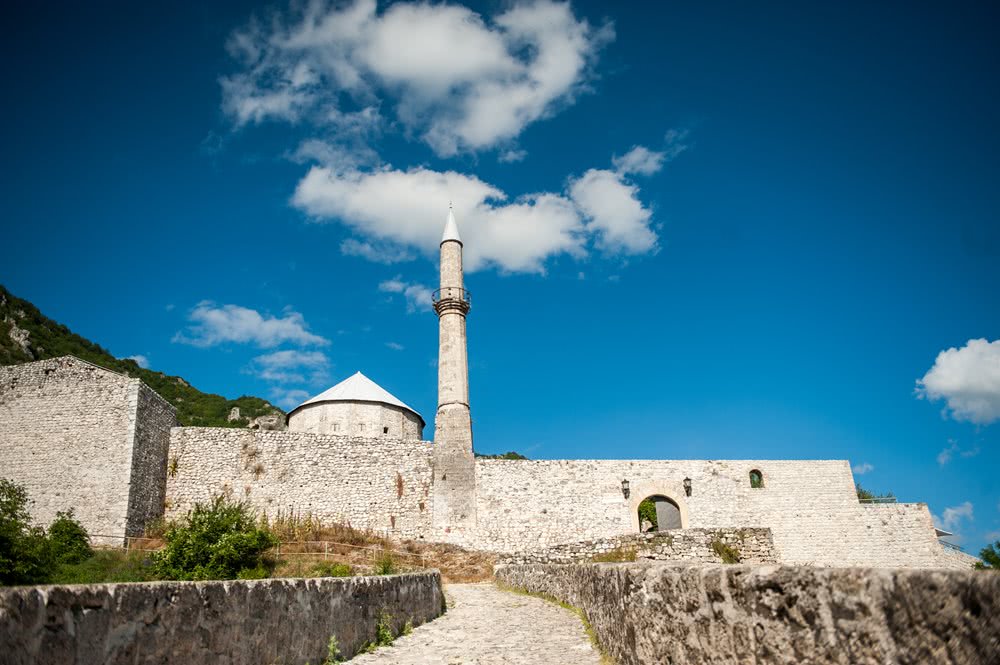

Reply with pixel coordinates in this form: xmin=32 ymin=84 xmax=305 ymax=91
xmin=154 ymin=495 xmax=278 ymax=581
xmin=975 ymin=541 xmax=999 ymax=571
xmin=0 ymin=478 xmax=52 ymax=585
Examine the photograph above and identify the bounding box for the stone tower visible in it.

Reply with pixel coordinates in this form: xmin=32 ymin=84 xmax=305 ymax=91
xmin=432 ymin=207 xmax=476 ymax=529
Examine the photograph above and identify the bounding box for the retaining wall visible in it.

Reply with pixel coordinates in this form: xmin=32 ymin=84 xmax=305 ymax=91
xmin=500 ymin=528 xmax=777 ymax=565
xmin=0 ymin=572 xmax=444 ymax=665
xmin=495 ymin=562 xmax=999 ymax=665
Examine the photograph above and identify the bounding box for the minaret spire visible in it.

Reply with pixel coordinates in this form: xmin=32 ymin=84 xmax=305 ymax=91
xmin=432 ymin=206 xmax=476 ymax=530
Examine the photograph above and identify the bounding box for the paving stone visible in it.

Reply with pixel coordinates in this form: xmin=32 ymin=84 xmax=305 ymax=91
xmin=349 ymin=583 xmax=603 ymax=664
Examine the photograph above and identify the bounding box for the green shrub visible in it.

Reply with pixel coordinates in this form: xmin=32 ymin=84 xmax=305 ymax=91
xmin=711 ymin=539 xmax=741 ymax=564
xmin=373 ymin=552 xmax=397 ymax=575
xmin=153 ymin=495 xmax=277 ymax=581
xmin=51 ymin=549 xmax=159 ymax=585
xmin=0 ymin=478 xmax=53 ymax=585
xmin=48 ymin=510 xmax=92 ymax=565
xmin=637 ymin=498 xmax=658 ymax=530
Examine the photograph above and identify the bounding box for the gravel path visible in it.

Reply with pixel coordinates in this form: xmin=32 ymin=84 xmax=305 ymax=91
xmin=348 ymin=582 xmax=604 ymax=664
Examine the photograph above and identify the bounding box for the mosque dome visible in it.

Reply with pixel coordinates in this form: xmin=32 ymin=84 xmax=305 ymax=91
xmin=286 ymin=371 xmax=424 ymax=440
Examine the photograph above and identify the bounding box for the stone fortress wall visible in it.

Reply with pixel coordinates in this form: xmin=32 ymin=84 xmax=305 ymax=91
xmin=0 ymin=356 xmax=975 ymax=569
xmin=166 ymin=428 xmax=435 ymax=539
xmin=0 ymin=357 xmax=176 ymax=542
xmin=287 ymin=399 xmax=424 ymax=440
xmin=458 ymin=458 xmax=957 ymax=567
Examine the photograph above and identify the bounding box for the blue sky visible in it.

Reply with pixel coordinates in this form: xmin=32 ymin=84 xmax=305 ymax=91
xmin=2 ymin=0 xmax=998 ymax=553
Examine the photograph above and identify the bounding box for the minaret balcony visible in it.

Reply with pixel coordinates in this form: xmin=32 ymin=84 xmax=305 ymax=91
xmin=432 ymin=287 xmax=471 ymax=315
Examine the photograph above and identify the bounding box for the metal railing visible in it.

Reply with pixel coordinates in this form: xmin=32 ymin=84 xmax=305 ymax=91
xmin=431 ymin=287 xmax=471 ymax=305
xmin=858 ymin=497 xmax=897 ymax=504
xmin=940 ymin=540 xmax=965 ymax=552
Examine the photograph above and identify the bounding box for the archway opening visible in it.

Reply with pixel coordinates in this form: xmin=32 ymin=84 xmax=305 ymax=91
xmin=637 ymin=495 xmax=682 ymax=532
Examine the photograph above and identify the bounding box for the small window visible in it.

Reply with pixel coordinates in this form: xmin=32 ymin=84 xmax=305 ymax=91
xmin=383 ymin=427 xmax=389 ymax=434
xmin=749 ymin=470 xmax=764 ymax=489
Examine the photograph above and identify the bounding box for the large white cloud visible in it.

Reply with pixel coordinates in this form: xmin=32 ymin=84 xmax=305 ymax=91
xmin=222 ymin=0 xmax=611 ymax=156
xmin=916 ymin=338 xmax=1000 ymax=425
xmin=291 ymin=153 xmax=659 ymax=273
xmin=173 ymin=302 xmax=329 ymax=348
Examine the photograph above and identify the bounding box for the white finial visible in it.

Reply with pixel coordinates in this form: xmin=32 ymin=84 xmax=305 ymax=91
xmin=441 ymin=206 xmax=462 ymax=245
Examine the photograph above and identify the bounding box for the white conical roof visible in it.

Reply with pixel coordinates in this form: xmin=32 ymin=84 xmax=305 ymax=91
xmin=291 ymin=371 xmax=423 ymax=423
xmin=441 ymin=207 xmax=462 ymax=245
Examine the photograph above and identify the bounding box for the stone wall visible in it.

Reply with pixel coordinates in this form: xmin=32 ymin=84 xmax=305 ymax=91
xmin=469 ymin=459 xmax=954 ymax=567
xmin=166 ymin=428 xmax=435 ymax=538
xmin=500 ymin=528 xmax=776 ymax=565
xmin=1 ymin=572 xmax=444 ymax=665
xmin=0 ymin=357 xmax=176 ymax=542
xmin=495 ymin=563 xmax=1000 ymax=665
xmin=124 ymin=382 xmax=177 ymax=536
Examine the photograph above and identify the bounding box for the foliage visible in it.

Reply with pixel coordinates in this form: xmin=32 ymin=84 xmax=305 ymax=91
xmin=0 ymin=478 xmax=53 ymax=585
xmin=856 ymin=484 xmax=895 ymax=502
xmin=153 ymin=495 xmax=277 ymax=581
xmin=361 ymin=611 xmax=397 ymax=653
xmin=373 ymin=551 xmax=398 ymax=575
xmin=711 ymin=539 xmax=741 ymax=564
xmin=51 ymin=549 xmax=159 ymax=585
xmin=48 ymin=510 xmax=92 ymax=565
xmin=0 ymin=284 xmax=282 ymax=427
xmin=637 ymin=498 xmax=658 ymax=530
xmin=402 ymin=619 xmax=414 ymax=636
xmin=975 ymin=541 xmax=999 ymax=570
xmin=474 ymin=451 xmax=529 ymax=460
xmin=323 ymin=635 xmax=343 ymax=665
xmin=261 ymin=510 xmax=389 ymax=548
xmin=591 ymin=547 xmax=637 ymax=563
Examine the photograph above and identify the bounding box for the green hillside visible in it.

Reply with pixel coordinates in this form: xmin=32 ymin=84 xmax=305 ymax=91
xmin=0 ymin=285 xmax=282 ymax=427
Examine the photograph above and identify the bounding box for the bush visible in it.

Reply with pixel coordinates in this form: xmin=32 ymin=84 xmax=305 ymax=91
xmin=638 ymin=498 xmax=658 ymax=530
xmin=153 ymin=495 xmax=277 ymax=581
xmin=0 ymin=478 xmax=53 ymax=585
xmin=373 ymin=552 xmax=397 ymax=575
xmin=48 ymin=510 xmax=92 ymax=565
xmin=51 ymin=549 xmax=159 ymax=585
xmin=591 ymin=547 xmax=637 ymax=563
xmin=711 ymin=539 xmax=741 ymax=564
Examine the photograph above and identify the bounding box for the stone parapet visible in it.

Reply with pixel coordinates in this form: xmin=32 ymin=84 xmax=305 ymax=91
xmin=495 ymin=562 xmax=1000 ymax=665
xmin=499 ymin=527 xmax=776 ymax=565
xmin=1 ymin=572 xmax=444 ymax=665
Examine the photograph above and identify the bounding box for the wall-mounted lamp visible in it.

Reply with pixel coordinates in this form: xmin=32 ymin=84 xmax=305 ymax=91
xmin=621 ymin=479 xmax=630 ymax=499
xmin=683 ymin=477 xmax=692 ymax=496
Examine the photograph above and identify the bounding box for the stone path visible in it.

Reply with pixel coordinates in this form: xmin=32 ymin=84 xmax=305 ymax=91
xmin=348 ymin=582 xmax=603 ymax=664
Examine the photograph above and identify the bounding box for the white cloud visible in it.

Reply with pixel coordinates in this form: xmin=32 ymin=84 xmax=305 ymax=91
xmin=916 ymin=339 xmax=1000 ymax=424
xmin=613 ymin=146 xmax=665 ymax=176
xmin=340 ymin=238 xmax=414 ymax=264
xmin=124 ymin=355 xmax=150 ymax=369
xmin=293 ymin=145 xmax=661 ymax=273
xmin=498 ymin=148 xmax=528 ymax=163
xmin=933 ymin=501 xmax=974 ymax=535
xmin=173 ymin=302 xmax=329 ymax=348
xmin=250 ymin=349 xmax=330 ymax=385
xmin=221 ymin=0 xmax=611 ymax=157
xmin=270 ymin=387 xmax=311 ymax=410
xmin=569 ymin=169 xmax=657 ymax=254
xmin=937 ymin=440 xmax=959 ymax=466
xmin=385 ymin=342 xmax=405 ymax=351
xmin=379 ymin=277 xmax=434 ymax=312
xmin=852 ymin=462 xmax=874 ymax=475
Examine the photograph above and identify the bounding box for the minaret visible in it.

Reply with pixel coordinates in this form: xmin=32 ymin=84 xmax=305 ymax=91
xmin=432 ymin=206 xmax=476 ymax=529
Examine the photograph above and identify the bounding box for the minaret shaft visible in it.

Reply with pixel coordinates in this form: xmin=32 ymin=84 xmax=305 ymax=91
xmin=433 ymin=211 xmax=476 ymax=529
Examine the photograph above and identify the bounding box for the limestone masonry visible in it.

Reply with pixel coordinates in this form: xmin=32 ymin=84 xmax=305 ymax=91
xmin=0 ymin=571 xmax=444 ymax=665
xmin=0 ymin=210 xmax=981 ymax=568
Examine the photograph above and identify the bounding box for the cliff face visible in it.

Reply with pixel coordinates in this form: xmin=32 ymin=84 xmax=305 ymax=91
xmin=0 ymin=285 xmax=283 ymax=428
